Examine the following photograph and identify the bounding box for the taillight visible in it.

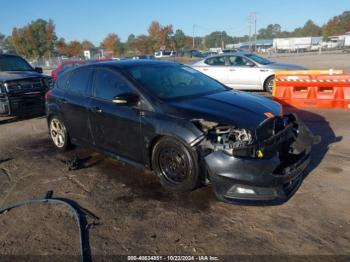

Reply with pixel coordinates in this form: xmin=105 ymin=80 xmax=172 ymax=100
xmin=45 ymin=90 xmax=52 ymax=100
xmin=51 ymin=71 xmax=57 ymax=81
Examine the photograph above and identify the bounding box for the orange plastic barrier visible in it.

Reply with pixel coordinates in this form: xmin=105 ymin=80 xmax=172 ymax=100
xmin=273 ymin=72 xmax=350 ymax=109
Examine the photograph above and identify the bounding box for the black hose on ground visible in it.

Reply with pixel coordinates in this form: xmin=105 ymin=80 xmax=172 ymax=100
xmin=0 ymin=191 xmax=99 ymax=262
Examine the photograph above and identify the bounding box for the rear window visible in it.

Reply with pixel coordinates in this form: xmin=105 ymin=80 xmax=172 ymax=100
xmin=66 ymin=68 xmax=92 ymax=95
xmin=56 ymin=72 xmax=70 ymax=89
xmin=205 ymin=56 xmax=225 ymax=66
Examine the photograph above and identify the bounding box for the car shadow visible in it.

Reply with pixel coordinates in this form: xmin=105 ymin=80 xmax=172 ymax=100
xmin=282 ymin=105 xmax=342 ymax=176
xmin=0 ymin=113 xmax=45 ymax=126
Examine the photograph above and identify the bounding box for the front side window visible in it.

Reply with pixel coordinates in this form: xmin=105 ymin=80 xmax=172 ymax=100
xmin=228 ymin=56 xmax=252 ymax=67
xmin=245 ymin=54 xmax=272 ymax=65
xmin=205 ymin=56 xmax=226 ymax=66
xmin=126 ymin=64 xmax=227 ymax=100
xmin=67 ymin=68 xmax=92 ymax=95
xmin=93 ymin=69 xmax=132 ymax=100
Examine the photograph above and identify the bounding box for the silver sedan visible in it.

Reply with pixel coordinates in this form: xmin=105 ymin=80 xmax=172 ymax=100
xmin=191 ymin=52 xmax=306 ymax=93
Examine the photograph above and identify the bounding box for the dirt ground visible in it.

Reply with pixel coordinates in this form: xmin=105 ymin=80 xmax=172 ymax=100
xmin=268 ymin=52 xmax=350 ymax=72
xmin=0 ymin=105 xmax=349 ymax=260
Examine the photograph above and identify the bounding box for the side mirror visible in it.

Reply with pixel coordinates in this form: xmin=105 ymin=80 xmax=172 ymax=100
xmin=112 ymin=93 xmax=140 ymax=106
xmin=35 ymin=67 xmax=43 ymax=74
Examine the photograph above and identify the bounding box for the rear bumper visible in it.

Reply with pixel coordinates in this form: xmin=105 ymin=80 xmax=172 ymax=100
xmin=0 ymin=93 xmax=45 ymax=116
xmin=204 ymin=114 xmax=318 ymax=204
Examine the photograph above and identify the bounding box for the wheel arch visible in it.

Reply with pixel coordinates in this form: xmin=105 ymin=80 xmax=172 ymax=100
xmin=263 ymin=74 xmax=275 ymax=92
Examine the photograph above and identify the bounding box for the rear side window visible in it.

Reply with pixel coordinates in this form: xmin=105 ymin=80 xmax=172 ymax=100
xmin=92 ymin=69 xmax=133 ymax=100
xmin=56 ymin=72 xmax=70 ymax=89
xmin=66 ymin=68 xmax=92 ymax=95
xmin=205 ymin=56 xmax=225 ymax=66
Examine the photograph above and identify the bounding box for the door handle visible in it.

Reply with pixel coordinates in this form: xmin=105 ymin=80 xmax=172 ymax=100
xmin=91 ymin=106 xmax=102 ymax=113
xmin=203 ymin=68 xmax=209 ymax=71
xmin=229 ymin=69 xmax=235 ymax=72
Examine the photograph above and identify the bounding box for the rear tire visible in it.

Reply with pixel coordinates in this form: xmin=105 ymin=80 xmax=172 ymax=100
xmin=152 ymin=137 xmax=200 ymax=192
xmin=49 ymin=115 xmax=71 ymax=151
xmin=264 ymin=75 xmax=275 ymax=93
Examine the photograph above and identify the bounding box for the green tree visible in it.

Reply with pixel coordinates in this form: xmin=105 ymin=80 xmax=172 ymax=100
xmin=293 ymin=20 xmax=321 ymax=37
xmin=258 ymin=24 xmax=282 ymax=39
xmin=134 ymin=35 xmax=152 ymax=54
xmin=204 ymin=31 xmax=231 ymax=49
xmin=147 ymin=21 xmax=173 ymax=51
xmin=125 ymin=34 xmax=136 ymax=55
xmin=101 ymin=33 xmax=123 ymax=57
xmin=66 ymin=41 xmax=83 ymax=57
xmin=56 ymin=37 xmax=67 ymax=56
xmin=323 ymin=11 xmax=350 ymax=37
xmin=11 ymin=19 xmax=57 ymax=59
xmin=173 ymin=29 xmax=186 ymax=50
xmin=0 ymin=33 xmax=5 ymax=46
xmin=81 ymin=40 xmax=95 ymax=51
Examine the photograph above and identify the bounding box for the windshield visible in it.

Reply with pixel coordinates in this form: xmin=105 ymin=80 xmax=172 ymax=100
xmin=245 ymin=54 xmax=272 ymax=65
xmin=0 ymin=56 xmax=34 ymax=71
xmin=126 ymin=64 xmax=227 ymax=99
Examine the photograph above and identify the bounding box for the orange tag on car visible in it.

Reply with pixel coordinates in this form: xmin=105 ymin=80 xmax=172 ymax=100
xmin=264 ymin=112 xmax=275 ymax=118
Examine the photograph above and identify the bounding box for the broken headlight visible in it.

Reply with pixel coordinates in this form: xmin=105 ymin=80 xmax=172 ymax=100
xmin=193 ymin=119 xmax=255 ymax=156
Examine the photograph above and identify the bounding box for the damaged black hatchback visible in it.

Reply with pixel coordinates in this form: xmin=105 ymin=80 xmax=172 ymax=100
xmin=46 ymin=60 xmax=319 ymax=204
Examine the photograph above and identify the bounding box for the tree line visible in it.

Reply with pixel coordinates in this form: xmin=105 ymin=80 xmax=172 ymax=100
xmin=0 ymin=11 xmax=349 ymax=60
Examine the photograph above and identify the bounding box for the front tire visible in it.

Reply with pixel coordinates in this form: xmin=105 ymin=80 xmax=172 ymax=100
xmin=152 ymin=137 xmax=200 ymax=192
xmin=264 ymin=75 xmax=275 ymax=93
xmin=49 ymin=116 xmax=71 ymax=151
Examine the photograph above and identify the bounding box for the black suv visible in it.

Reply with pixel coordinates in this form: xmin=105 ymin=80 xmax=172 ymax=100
xmin=46 ymin=60 xmax=319 ymax=204
xmin=0 ymin=54 xmax=51 ymax=116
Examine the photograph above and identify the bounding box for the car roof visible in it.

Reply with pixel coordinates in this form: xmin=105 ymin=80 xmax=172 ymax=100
xmin=85 ymin=59 xmax=177 ymax=68
xmin=204 ymin=51 xmax=252 ymax=59
xmin=61 ymin=60 xmax=86 ymax=64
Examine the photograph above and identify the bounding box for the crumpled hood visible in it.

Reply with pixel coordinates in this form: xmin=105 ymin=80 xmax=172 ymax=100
xmin=167 ymin=90 xmax=282 ymax=130
xmin=0 ymin=71 xmax=50 ymax=82
xmin=262 ymin=62 xmax=307 ymax=70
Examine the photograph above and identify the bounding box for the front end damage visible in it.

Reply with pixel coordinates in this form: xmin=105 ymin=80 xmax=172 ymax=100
xmin=193 ymin=114 xmax=320 ymax=204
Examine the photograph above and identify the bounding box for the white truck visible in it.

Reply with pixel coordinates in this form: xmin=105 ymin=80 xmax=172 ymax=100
xmin=273 ymin=37 xmax=312 ymax=52
xmin=344 ymin=35 xmax=350 ymax=52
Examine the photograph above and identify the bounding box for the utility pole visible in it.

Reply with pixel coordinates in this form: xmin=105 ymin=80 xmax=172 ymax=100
xmin=248 ymin=12 xmax=257 ymax=52
xmin=254 ymin=13 xmax=257 ymax=51
xmin=248 ymin=15 xmax=252 ymax=51
xmin=221 ymin=31 xmax=224 ymax=50
xmin=192 ymin=24 xmax=196 ymax=49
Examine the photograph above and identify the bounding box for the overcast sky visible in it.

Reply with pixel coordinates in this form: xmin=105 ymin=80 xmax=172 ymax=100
xmin=1 ymin=0 xmax=349 ymax=44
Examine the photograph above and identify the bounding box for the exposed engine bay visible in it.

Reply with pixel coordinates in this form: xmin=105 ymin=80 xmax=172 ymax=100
xmin=193 ymin=119 xmax=255 ymax=155
xmin=192 ymin=114 xmax=319 ymax=160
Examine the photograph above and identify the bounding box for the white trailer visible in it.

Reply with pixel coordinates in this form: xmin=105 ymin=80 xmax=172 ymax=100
xmin=344 ymin=35 xmax=350 ymax=47
xmin=273 ymin=37 xmax=312 ymax=52
xmin=273 ymin=38 xmax=290 ymax=52
xmin=343 ymin=35 xmax=350 ymax=52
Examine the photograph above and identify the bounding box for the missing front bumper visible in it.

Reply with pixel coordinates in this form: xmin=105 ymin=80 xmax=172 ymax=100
xmin=204 ymin=114 xmax=318 ymax=204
